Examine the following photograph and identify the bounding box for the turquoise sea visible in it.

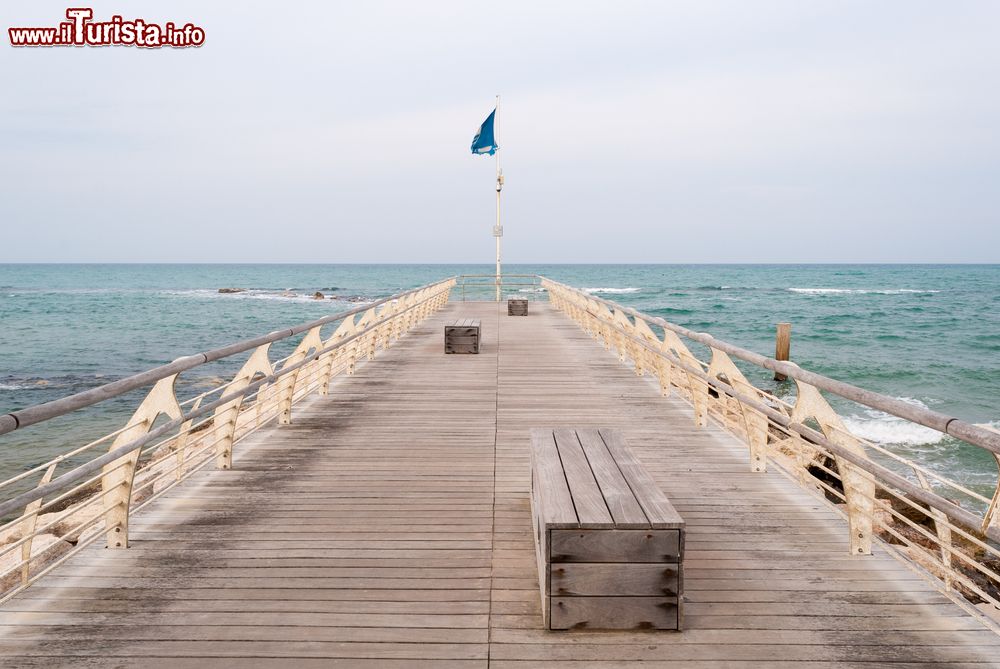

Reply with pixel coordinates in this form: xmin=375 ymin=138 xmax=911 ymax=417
xmin=1 ymin=264 xmax=998 ymax=497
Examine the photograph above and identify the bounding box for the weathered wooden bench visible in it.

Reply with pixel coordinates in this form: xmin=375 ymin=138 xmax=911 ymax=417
xmin=530 ymin=428 xmax=684 ymax=630
xmin=507 ymin=298 xmax=528 ymax=316
xmin=444 ymin=319 xmax=480 ymax=354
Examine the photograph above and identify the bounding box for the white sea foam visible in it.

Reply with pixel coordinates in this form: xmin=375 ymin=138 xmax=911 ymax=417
xmin=583 ymin=287 xmax=640 ymax=294
xmin=788 ymin=288 xmax=940 ymax=295
xmin=518 ymin=288 xmax=546 ymax=293
xmin=0 ymin=383 xmax=30 ymax=391
xmin=4 ymin=288 xmax=138 ymax=295
xmin=164 ymin=289 xmax=366 ymax=304
xmin=842 ymin=397 xmax=946 ymax=446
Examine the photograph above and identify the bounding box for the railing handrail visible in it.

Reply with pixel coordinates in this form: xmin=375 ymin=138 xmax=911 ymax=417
xmin=542 ymin=277 xmax=1000 ymax=618
xmin=0 ymin=283 xmax=449 ymax=519
xmin=546 ymin=286 xmax=1000 ymax=544
xmin=457 ymin=273 xmax=540 ymax=277
xmin=0 ymin=278 xmax=457 ymax=437
xmin=539 ymin=277 xmax=1000 ymax=458
xmin=0 ymin=276 xmax=458 ymax=601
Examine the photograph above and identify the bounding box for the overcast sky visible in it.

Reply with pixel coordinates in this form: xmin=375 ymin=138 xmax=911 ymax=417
xmin=2 ymin=1 xmax=998 ymax=263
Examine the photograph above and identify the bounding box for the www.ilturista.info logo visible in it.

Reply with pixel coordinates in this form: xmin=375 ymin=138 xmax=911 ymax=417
xmin=9 ymin=8 xmax=205 ymax=48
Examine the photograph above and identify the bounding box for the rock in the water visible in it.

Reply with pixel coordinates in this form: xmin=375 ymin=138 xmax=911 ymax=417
xmin=313 ymin=292 xmax=325 ymax=300
xmin=218 ymin=288 xmax=245 ymax=294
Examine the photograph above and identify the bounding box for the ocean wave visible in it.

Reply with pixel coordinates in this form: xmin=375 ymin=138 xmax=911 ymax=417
xmin=0 ymin=380 xmax=65 ymax=391
xmin=0 ymin=374 xmax=116 ymax=393
xmin=788 ymin=288 xmax=941 ymax=295
xmin=330 ymin=295 xmax=375 ymax=305
xmin=842 ymin=397 xmax=945 ymax=446
xmin=518 ymin=287 xmax=546 ymax=293
xmin=163 ymin=289 xmax=371 ymax=305
xmin=2 ymin=287 xmax=141 ymax=295
xmin=583 ymin=287 xmax=640 ymax=294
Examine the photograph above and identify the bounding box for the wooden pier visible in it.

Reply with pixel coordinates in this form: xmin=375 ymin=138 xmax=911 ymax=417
xmin=0 ymin=300 xmax=998 ymax=667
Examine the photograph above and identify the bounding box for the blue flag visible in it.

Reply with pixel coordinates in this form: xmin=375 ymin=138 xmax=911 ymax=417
xmin=470 ymin=108 xmax=498 ymax=155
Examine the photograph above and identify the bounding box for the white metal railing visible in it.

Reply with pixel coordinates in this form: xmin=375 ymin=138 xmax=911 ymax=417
xmin=0 ymin=278 xmax=455 ymax=601
xmin=542 ymin=277 xmax=1000 ymax=623
xmin=454 ymin=274 xmax=544 ymax=301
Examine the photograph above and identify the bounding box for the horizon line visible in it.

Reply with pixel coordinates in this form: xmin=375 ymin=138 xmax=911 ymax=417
xmin=1 ymin=261 xmax=1000 ymax=266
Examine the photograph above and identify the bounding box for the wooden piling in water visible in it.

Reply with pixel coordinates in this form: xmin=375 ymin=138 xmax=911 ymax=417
xmin=774 ymin=322 xmax=791 ymax=381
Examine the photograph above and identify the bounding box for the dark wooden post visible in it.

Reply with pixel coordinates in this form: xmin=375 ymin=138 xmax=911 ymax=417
xmin=774 ymin=323 xmax=791 ymax=381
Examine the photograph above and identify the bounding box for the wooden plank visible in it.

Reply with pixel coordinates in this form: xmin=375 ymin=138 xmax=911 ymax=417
xmin=528 ymin=429 xmax=577 ymax=529
xmin=549 ymin=596 xmax=678 ymax=630
xmin=552 ymin=429 xmax=613 ymax=527
xmin=529 ymin=469 xmax=550 ymax=627
xmin=599 ymin=428 xmax=684 ymax=529
xmin=549 ymin=563 xmax=680 ymax=597
xmin=549 ymin=529 xmax=680 ymax=563
xmin=575 ymin=429 xmax=648 ymax=527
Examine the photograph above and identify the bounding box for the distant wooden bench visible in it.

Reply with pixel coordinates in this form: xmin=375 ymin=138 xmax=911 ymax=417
xmin=444 ymin=319 xmax=480 ymax=354
xmin=507 ymin=298 xmax=528 ymax=316
xmin=530 ymin=428 xmax=684 ymax=630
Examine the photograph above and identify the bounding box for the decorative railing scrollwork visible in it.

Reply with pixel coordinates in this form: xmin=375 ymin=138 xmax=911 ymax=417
xmin=542 ymin=277 xmax=1000 ymax=623
xmin=0 ymin=278 xmax=455 ymax=599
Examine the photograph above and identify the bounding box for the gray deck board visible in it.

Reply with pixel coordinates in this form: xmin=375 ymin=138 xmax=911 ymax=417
xmin=0 ymin=301 xmax=997 ymax=667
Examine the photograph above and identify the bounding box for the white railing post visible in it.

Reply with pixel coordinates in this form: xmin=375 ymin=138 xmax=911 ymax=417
xmin=791 ymin=380 xmax=875 ymax=555
xmin=277 ymin=326 xmax=323 ymax=425
xmin=174 ymin=396 xmax=202 ymax=481
xmin=707 ymin=348 xmax=769 ymax=473
xmin=915 ymin=469 xmax=954 ymax=590
xmin=213 ymin=344 xmax=273 ymax=469
xmin=19 ymin=463 xmax=57 ymax=584
xmin=319 ymin=318 xmax=356 ymax=395
xmin=101 ymin=375 xmax=182 ymax=549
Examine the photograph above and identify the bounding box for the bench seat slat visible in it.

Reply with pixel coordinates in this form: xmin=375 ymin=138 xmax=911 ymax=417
xmin=530 ymin=430 xmax=578 ymax=528
xmin=599 ymin=429 xmax=684 ymax=529
xmin=553 ymin=429 xmax=614 ymax=527
xmin=577 ymin=430 xmax=649 ymax=528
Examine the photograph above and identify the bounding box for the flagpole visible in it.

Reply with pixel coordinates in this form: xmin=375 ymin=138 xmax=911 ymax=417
xmin=494 ymin=94 xmax=502 ymax=302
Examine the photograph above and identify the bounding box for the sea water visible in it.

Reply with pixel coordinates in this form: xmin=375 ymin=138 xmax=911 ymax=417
xmin=1 ymin=264 xmax=997 ymax=497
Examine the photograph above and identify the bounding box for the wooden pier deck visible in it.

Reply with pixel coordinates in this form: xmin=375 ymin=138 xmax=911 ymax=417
xmin=0 ymin=301 xmax=998 ymax=667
